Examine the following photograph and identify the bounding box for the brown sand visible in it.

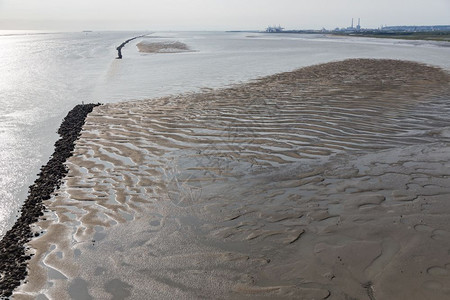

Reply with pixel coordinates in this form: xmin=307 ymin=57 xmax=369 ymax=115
xmin=15 ymin=59 xmax=450 ymax=299
xmin=136 ymin=41 xmax=193 ymax=53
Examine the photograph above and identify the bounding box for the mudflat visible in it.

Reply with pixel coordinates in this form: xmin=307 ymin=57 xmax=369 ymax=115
xmin=136 ymin=40 xmax=193 ymax=53
xmin=16 ymin=59 xmax=450 ymax=299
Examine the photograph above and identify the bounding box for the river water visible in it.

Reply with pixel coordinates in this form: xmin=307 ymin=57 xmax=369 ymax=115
xmin=1 ymin=30 xmax=450 ymax=239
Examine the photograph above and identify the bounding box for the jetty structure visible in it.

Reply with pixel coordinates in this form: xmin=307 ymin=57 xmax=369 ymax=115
xmin=116 ymin=35 xmax=147 ymax=59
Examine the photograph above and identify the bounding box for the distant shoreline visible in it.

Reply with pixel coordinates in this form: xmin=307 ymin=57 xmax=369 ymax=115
xmin=330 ymin=31 xmax=450 ymax=42
xmin=254 ymin=30 xmax=450 ymax=43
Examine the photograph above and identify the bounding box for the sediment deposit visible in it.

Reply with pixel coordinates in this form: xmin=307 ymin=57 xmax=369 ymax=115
xmin=136 ymin=41 xmax=193 ymax=53
xmin=15 ymin=59 xmax=450 ymax=299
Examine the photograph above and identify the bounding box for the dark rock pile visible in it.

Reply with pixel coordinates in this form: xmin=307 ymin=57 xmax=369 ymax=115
xmin=116 ymin=35 xmax=146 ymax=59
xmin=0 ymin=103 xmax=100 ymax=298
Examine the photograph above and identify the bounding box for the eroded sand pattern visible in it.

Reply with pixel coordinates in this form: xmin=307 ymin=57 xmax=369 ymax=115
xmin=16 ymin=59 xmax=450 ymax=299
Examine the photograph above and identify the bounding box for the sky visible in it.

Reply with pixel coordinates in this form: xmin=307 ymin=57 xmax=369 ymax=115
xmin=0 ymin=0 xmax=449 ymax=31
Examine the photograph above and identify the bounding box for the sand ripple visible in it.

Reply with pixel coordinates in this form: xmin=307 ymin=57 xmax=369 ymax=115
xmin=16 ymin=59 xmax=450 ymax=299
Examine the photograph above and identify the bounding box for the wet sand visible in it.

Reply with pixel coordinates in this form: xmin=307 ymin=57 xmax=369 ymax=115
xmin=0 ymin=104 xmax=100 ymax=298
xmin=15 ymin=59 xmax=450 ymax=299
xmin=136 ymin=41 xmax=193 ymax=53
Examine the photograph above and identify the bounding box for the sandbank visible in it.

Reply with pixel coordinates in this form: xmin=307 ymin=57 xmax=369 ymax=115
xmin=13 ymin=59 xmax=450 ymax=299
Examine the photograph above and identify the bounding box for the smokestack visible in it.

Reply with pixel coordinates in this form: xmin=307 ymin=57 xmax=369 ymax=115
xmin=358 ymin=18 xmax=360 ymax=27
xmin=351 ymin=18 xmax=354 ymax=28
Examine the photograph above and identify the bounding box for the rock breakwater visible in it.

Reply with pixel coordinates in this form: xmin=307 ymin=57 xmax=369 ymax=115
xmin=0 ymin=103 xmax=100 ymax=298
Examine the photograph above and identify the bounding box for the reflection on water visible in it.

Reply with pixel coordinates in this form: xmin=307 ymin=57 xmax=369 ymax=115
xmin=1 ymin=30 xmax=450 ymax=240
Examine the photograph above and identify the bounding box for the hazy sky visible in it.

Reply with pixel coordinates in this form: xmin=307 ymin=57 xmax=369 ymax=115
xmin=0 ymin=0 xmax=449 ymax=31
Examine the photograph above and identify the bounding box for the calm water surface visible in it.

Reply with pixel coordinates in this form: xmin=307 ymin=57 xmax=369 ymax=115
xmin=1 ymin=30 xmax=450 ymax=238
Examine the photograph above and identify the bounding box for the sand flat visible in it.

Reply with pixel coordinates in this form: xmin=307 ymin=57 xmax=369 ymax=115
xmin=136 ymin=40 xmax=194 ymax=53
xmin=16 ymin=59 xmax=450 ymax=299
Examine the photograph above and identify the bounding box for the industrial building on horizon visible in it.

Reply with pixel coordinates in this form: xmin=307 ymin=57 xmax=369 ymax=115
xmin=266 ymin=19 xmax=450 ymax=33
xmin=266 ymin=25 xmax=284 ymax=33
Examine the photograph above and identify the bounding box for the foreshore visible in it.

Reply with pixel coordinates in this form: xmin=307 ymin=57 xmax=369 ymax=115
xmin=10 ymin=59 xmax=450 ymax=299
xmin=0 ymin=104 xmax=100 ymax=298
